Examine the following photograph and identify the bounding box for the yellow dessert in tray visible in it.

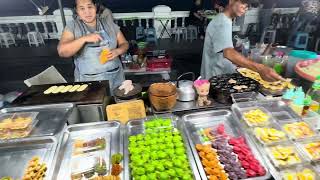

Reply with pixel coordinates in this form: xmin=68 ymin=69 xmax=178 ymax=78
xmin=283 ymin=122 xmax=315 ymax=139
xmin=282 ymin=168 xmax=316 ymax=180
xmin=237 ymin=68 xmax=294 ymax=91
xmin=243 ymin=109 xmax=270 ymax=127
xmin=269 ymin=145 xmax=301 ymax=167
xmin=0 ymin=115 xmax=35 ymax=139
xmin=43 ymin=84 xmax=88 ymax=95
xmin=254 ymin=127 xmax=286 ymax=144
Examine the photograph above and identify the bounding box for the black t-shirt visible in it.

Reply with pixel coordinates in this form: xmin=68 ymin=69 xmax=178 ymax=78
xmin=189 ymin=2 xmax=203 ymax=24
xmin=213 ymin=0 xmax=229 ymax=8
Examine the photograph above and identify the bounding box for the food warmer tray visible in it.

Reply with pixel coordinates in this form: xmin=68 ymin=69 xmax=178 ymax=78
xmin=182 ymin=110 xmax=271 ymax=180
xmin=11 ymin=81 xmax=109 ymax=106
xmin=152 ymin=100 xmax=231 ymax=114
xmin=52 ymin=121 xmax=123 ymax=180
xmin=124 ymin=114 xmax=201 ymax=180
xmin=0 ymin=103 xmax=75 ymax=142
xmin=231 ymin=100 xmax=312 ymax=179
xmin=0 ymin=136 xmax=58 ymax=180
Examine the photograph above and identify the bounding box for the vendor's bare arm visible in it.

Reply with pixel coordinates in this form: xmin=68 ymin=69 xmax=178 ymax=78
xmin=116 ymin=31 xmax=129 ymax=54
xmin=223 ymin=48 xmax=262 ymax=72
xmin=57 ymin=30 xmax=102 ymax=58
xmin=106 ymin=31 xmax=129 ymax=60
xmin=223 ymin=48 xmax=284 ymax=82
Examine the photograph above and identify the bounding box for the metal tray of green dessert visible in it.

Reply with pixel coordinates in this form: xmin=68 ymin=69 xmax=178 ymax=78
xmin=52 ymin=121 xmax=123 ymax=180
xmin=124 ymin=114 xmax=200 ymax=180
xmin=182 ymin=110 xmax=271 ymax=180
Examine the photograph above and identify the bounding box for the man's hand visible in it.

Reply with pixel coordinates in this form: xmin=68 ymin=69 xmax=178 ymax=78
xmin=257 ymin=65 xmax=285 ymax=82
xmin=106 ymin=48 xmax=121 ymax=60
xmin=83 ymin=33 xmax=103 ymax=43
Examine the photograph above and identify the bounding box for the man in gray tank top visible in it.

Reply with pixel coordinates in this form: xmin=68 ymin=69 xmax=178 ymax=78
xmin=201 ymin=0 xmax=284 ymax=82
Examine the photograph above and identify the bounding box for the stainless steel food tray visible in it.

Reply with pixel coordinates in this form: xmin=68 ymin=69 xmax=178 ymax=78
xmin=0 ymin=103 xmax=75 ymax=141
xmin=124 ymin=114 xmax=201 ymax=180
xmin=182 ymin=110 xmax=271 ymax=180
xmin=52 ymin=121 xmax=123 ymax=180
xmin=0 ymin=136 xmax=58 ymax=180
xmin=231 ymin=100 xmax=300 ymax=123
xmin=231 ymin=100 xmax=314 ymax=179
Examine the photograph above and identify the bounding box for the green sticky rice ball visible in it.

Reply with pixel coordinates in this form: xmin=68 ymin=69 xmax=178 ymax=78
xmin=177 ymin=154 xmax=188 ymax=161
xmin=147 ymin=173 xmax=157 ymax=180
xmin=150 ymin=144 xmax=158 ymax=151
xmin=139 ymin=175 xmax=148 ymax=180
xmin=150 ymin=132 xmax=158 ymax=138
xmin=133 ymin=167 xmax=145 ymax=176
xmin=166 ymin=142 xmax=175 ymax=149
xmin=175 ymin=168 xmax=184 ymax=177
xmin=158 ymin=151 xmax=167 ymax=159
xmin=129 ymin=135 xmax=137 ymax=142
xmin=159 ymin=171 xmax=169 ymax=180
xmin=149 ymin=139 xmax=157 ymax=145
xmin=162 ymin=119 xmax=171 ymax=125
xmin=174 ymin=159 xmax=183 ymax=167
xmin=156 ymin=164 xmax=165 ymax=171
xmin=154 ymin=121 xmax=162 ymax=128
xmin=159 ymin=144 xmax=166 ymax=150
xmin=146 ymin=165 xmax=155 ymax=173
xmin=165 ymin=135 xmax=173 ymax=141
xmin=175 ymin=141 xmax=185 ymax=148
xmin=173 ymin=135 xmax=183 ymax=143
xmin=175 ymin=147 xmax=186 ymax=155
xmin=145 ymin=129 xmax=154 ymax=134
xmin=157 ymin=138 xmax=164 ymax=144
xmin=150 ymin=151 xmax=159 ymax=160
xmin=173 ymin=131 xmax=180 ymax=136
xmin=168 ymin=169 xmax=177 ymax=177
xmin=164 ymin=161 xmax=173 ymax=169
xmin=182 ymin=173 xmax=193 ymax=180
xmin=167 ymin=149 xmax=175 ymax=157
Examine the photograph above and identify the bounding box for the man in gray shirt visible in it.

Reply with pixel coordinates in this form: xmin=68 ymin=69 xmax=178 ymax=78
xmin=201 ymin=0 xmax=283 ymax=82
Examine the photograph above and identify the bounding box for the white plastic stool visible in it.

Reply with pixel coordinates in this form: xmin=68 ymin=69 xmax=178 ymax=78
xmin=27 ymin=32 xmax=45 ymax=47
xmin=260 ymin=29 xmax=276 ymax=44
xmin=41 ymin=22 xmax=49 ymax=39
xmin=48 ymin=22 xmax=59 ymax=39
xmin=172 ymin=27 xmax=187 ymax=42
xmin=186 ymin=25 xmax=198 ymax=41
xmin=171 ymin=17 xmax=187 ymax=42
xmin=0 ymin=32 xmax=16 ymax=48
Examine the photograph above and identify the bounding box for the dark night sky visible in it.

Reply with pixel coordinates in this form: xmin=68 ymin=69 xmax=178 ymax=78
xmin=0 ymin=0 xmax=301 ymax=17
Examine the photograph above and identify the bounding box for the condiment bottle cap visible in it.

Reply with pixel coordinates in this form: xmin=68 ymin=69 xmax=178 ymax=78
xmin=304 ymin=95 xmax=312 ymax=106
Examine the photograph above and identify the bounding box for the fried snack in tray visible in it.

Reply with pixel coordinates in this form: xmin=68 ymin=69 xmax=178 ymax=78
xmin=238 ymin=68 xmax=294 ymax=91
xmin=0 ymin=116 xmax=33 ymax=139
xmin=92 ymin=175 xmax=120 ymax=180
xmin=73 ymin=137 xmax=106 ymax=155
xmin=22 ymin=156 xmax=47 ymax=180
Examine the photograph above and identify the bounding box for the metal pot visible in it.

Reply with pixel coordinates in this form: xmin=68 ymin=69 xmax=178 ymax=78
xmin=176 ymin=72 xmax=196 ymax=102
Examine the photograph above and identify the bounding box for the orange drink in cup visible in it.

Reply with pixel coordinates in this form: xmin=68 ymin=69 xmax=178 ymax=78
xmin=99 ymin=48 xmax=110 ymax=64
